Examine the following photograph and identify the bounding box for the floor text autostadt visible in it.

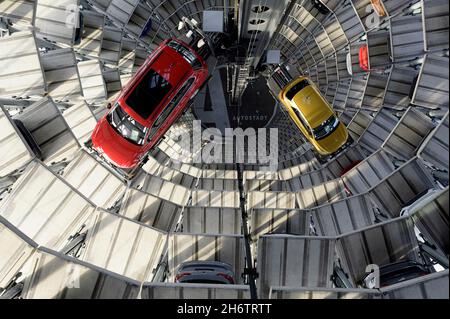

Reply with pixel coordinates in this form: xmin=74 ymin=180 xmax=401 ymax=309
xmin=177 ymin=303 xmax=272 ymax=316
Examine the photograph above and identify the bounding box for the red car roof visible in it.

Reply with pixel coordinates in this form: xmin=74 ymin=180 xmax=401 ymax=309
xmin=118 ymin=42 xmax=193 ymax=126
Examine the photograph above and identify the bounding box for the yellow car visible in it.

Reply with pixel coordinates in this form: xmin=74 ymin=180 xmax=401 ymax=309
xmin=278 ymin=76 xmax=350 ymax=157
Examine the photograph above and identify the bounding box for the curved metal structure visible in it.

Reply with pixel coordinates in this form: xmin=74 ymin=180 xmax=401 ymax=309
xmin=0 ymin=0 xmax=448 ymax=300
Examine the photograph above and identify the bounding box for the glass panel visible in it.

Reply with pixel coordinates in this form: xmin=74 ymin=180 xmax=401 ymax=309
xmin=126 ymin=68 xmax=173 ymax=119
xmin=292 ymin=107 xmax=311 ymax=135
xmin=285 ymin=79 xmax=310 ymax=100
xmin=149 ymin=78 xmax=195 ymax=140
xmin=108 ymin=104 xmax=148 ymax=146
xmin=312 ymin=115 xmax=340 ymax=140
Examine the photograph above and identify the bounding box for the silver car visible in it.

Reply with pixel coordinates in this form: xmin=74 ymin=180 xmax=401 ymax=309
xmin=175 ymin=261 xmax=235 ymax=284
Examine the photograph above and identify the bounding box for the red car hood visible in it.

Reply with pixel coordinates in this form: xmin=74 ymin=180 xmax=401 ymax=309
xmin=91 ymin=117 xmax=143 ymax=169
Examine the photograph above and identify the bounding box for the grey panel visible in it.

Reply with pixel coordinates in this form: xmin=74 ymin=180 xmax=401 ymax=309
xmin=81 ymin=209 xmax=166 ymax=282
xmin=383 ymin=66 xmax=417 ymax=110
xmin=412 ymin=54 xmax=449 ymax=110
xmin=270 ymin=287 xmax=379 ymax=299
xmin=347 ymin=110 xmax=374 ymax=141
xmin=248 ymin=191 xmax=297 ymax=210
xmin=61 ymin=150 xmax=127 ymax=209
xmin=380 ymin=270 xmax=449 ymax=299
xmin=74 ymin=10 xmax=105 ymax=59
xmin=334 ymin=1 xmax=365 ymax=42
xmin=106 ymin=0 xmax=140 ymax=26
xmin=336 ymin=218 xmax=420 ymax=286
xmin=0 ymin=161 xmax=96 ymax=250
xmin=418 ymin=112 xmax=449 ymax=172
xmin=21 ymin=249 xmax=141 ymax=299
xmin=183 ymin=207 xmax=242 ymax=235
xmin=250 ymin=208 xmax=310 ymax=239
xmin=99 ymin=26 xmax=123 ymax=65
xmin=360 ymin=73 xmax=389 ymax=112
xmin=0 ymin=0 xmax=36 ymax=25
xmin=422 ymin=0 xmax=449 ymax=52
xmin=297 ymin=179 xmax=347 ymax=209
xmin=367 ymin=29 xmax=391 ymax=68
xmin=40 ymin=48 xmax=83 ymax=102
xmin=14 ymin=97 xmax=79 ymax=164
xmin=311 ymin=194 xmax=377 ymax=236
xmin=62 ymin=101 xmax=98 ymax=145
xmin=137 ymin=156 xmax=198 ymax=189
xmin=0 ymin=31 xmax=46 ymax=98
xmin=0 ymin=217 xmax=37 ymax=287
xmin=369 ymin=158 xmax=437 ymax=218
xmin=120 ymin=188 xmax=182 ymax=232
xmin=383 ymin=0 xmax=414 ymax=17
xmin=77 ymin=60 xmax=107 ymax=104
xmin=390 ymin=14 xmax=424 ymax=62
xmin=343 ymin=150 xmax=395 ymax=195
xmin=0 ymin=105 xmax=35 ymax=177
xmin=257 ymin=235 xmax=336 ymax=298
xmin=35 ymin=0 xmax=80 ymax=45
xmin=383 ymin=107 xmax=436 ymax=161
xmin=359 ymin=109 xmax=400 ymax=152
xmin=119 ymin=38 xmax=137 ymax=72
xmin=411 ymin=188 xmax=449 ymax=255
xmin=141 ymin=283 xmax=251 ymax=299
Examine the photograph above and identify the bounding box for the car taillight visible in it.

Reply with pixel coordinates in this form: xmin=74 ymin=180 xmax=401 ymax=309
xmin=175 ymin=272 xmax=191 ymax=282
xmin=359 ymin=46 xmax=370 ymax=71
xmin=217 ymin=273 xmax=235 ymax=284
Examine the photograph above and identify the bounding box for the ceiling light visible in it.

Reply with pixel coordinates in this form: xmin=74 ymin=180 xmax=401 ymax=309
xmin=197 ymin=39 xmax=206 ymax=48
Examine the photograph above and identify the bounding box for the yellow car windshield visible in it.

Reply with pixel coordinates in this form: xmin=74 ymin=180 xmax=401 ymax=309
xmin=312 ymin=115 xmax=340 ymax=140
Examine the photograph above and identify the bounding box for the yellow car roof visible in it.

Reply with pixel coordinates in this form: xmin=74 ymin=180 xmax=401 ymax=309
xmin=283 ymin=78 xmax=334 ymax=129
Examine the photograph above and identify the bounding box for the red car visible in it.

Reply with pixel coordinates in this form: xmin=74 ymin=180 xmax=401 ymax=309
xmin=91 ymin=38 xmax=208 ymax=171
xmin=359 ymin=45 xmax=370 ymax=71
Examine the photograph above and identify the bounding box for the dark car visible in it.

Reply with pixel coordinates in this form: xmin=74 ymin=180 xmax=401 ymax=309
xmin=362 ymin=260 xmax=432 ymax=288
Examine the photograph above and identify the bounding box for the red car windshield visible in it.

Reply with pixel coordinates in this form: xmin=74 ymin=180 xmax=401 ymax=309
xmin=108 ymin=104 xmax=148 ymax=146
xmin=126 ymin=68 xmax=173 ymax=119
